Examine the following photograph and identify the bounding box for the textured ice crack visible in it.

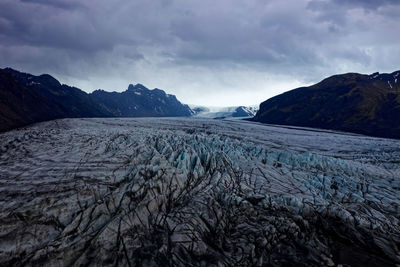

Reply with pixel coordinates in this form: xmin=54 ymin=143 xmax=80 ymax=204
xmin=0 ymin=118 xmax=399 ymax=266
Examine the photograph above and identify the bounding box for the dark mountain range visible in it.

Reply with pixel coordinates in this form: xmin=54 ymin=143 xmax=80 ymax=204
xmin=0 ymin=68 xmax=192 ymax=132
xmin=90 ymin=84 xmax=192 ymax=117
xmin=5 ymin=68 xmax=112 ymax=118
xmin=252 ymin=71 xmax=400 ymax=139
xmin=0 ymin=68 xmax=113 ymax=132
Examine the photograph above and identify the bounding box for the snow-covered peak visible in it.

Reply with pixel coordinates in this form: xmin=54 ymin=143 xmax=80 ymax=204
xmin=189 ymin=105 xmax=259 ymax=118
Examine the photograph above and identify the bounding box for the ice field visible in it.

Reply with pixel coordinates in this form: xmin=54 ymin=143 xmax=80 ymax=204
xmin=0 ymin=118 xmax=399 ymax=266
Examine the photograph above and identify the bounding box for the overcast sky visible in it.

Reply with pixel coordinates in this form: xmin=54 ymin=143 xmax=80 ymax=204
xmin=1 ymin=0 xmax=399 ymax=106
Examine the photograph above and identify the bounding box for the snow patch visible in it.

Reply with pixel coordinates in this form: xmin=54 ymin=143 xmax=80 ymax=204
xmin=28 ymin=81 xmax=41 ymax=86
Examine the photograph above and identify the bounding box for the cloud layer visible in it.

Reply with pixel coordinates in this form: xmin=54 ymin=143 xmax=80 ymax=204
xmin=1 ymin=0 xmax=399 ymax=106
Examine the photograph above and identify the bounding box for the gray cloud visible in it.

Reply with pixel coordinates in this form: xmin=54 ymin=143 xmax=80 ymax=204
xmin=331 ymin=0 xmax=399 ymax=9
xmin=0 ymin=0 xmax=399 ymax=106
xmin=20 ymin=0 xmax=85 ymax=10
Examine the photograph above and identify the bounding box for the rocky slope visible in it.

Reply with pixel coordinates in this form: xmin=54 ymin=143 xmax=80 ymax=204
xmin=0 ymin=118 xmax=399 ymax=266
xmin=0 ymin=69 xmax=60 ymax=132
xmin=252 ymin=71 xmax=400 ymax=139
xmin=90 ymin=84 xmax=192 ymax=117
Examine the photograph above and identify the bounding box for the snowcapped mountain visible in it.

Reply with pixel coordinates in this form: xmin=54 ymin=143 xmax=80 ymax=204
xmin=190 ymin=105 xmax=258 ymax=118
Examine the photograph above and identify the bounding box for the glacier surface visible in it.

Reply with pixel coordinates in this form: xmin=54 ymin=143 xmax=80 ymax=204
xmin=0 ymin=118 xmax=399 ymax=266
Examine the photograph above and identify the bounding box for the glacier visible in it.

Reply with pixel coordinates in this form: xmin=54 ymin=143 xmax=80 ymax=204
xmin=189 ymin=105 xmax=258 ymax=118
xmin=0 ymin=118 xmax=399 ymax=266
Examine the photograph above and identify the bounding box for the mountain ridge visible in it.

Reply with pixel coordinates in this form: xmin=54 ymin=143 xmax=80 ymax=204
xmin=90 ymin=83 xmax=192 ymax=117
xmin=0 ymin=68 xmax=192 ymax=132
xmin=252 ymin=70 xmax=400 ymax=139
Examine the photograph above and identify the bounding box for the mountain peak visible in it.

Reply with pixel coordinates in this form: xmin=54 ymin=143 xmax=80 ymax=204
xmin=128 ymin=83 xmax=148 ymax=91
xmin=38 ymin=74 xmax=61 ymax=87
